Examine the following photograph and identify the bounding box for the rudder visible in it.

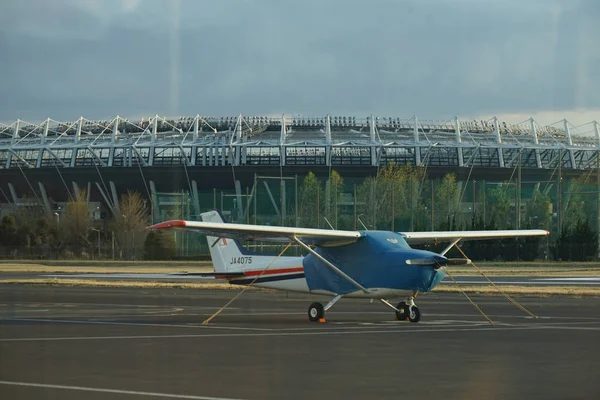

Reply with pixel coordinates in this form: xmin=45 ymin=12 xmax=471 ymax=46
xmin=201 ymin=210 xmax=255 ymax=273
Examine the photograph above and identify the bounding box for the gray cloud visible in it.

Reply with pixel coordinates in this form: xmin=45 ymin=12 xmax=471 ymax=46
xmin=1 ymin=0 xmax=598 ymax=122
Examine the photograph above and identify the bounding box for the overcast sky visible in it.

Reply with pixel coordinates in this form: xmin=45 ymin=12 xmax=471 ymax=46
xmin=1 ymin=0 xmax=599 ymax=127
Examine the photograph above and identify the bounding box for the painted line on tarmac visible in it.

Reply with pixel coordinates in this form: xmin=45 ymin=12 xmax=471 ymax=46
xmin=0 ymin=301 xmax=240 ymax=310
xmin=533 ymin=325 xmax=600 ymax=331
xmin=0 ymin=317 xmax=274 ymax=331
xmin=0 ymin=316 xmax=490 ymax=332
xmin=0 ymin=380 xmax=243 ymax=400
xmin=0 ymin=324 xmax=587 ymax=343
xmin=534 ymin=277 xmax=600 ymax=281
xmin=5 ymin=310 xmax=600 ymax=325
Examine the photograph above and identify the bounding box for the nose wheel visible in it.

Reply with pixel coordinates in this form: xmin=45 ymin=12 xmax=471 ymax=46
xmin=394 ymin=297 xmax=421 ymax=323
xmin=408 ymin=305 xmax=421 ymax=322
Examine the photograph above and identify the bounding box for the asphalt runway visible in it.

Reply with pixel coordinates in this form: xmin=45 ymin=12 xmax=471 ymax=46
xmin=1 ymin=285 xmax=599 ymax=400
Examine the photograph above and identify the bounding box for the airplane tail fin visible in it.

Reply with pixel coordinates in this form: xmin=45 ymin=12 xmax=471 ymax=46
xmin=201 ymin=210 xmax=252 ymax=273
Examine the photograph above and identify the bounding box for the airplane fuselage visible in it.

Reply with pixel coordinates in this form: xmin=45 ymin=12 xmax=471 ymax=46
xmin=200 ymin=211 xmax=447 ymax=300
xmin=226 ymin=252 xmax=445 ymax=299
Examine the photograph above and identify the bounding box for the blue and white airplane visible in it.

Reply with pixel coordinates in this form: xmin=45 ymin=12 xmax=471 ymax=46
xmin=148 ymin=210 xmax=549 ymax=323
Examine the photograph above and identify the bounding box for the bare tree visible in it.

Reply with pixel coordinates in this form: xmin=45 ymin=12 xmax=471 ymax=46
xmin=47 ymin=189 xmax=92 ymax=257
xmin=64 ymin=189 xmax=92 ymax=245
xmin=111 ymin=191 xmax=148 ymax=259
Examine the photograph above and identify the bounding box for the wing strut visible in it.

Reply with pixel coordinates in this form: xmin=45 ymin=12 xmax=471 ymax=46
xmin=440 ymin=238 xmax=461 ymax=256
xmin=294 ymin=236 xmax=370 ymax=295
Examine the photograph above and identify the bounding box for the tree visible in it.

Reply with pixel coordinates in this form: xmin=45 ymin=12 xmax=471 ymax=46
xmin=462 ymin=214 xmax=489 ymax=260
xmin=435 ymin=174 xmax=461 ymax=230
xmin=377 ymin=163 xmax=414 ymax=230
xmin=355 ymin=164 xmax=424 ymax=230
xmin=111 ymin=191 xmax=148 ymax=259
xmin=0 ymin=215 xmax=18 ymax=255
xmin=556 ymin=219 xmax=599 ymax=261
xmin=511 ymin=190 xmax=552 ymax=261
xmin=562 ymin=179 xmax=587 ymax=232
xmin=61 ymin=190 xmax=92 ymax=253
xmin=356 ymin=176 xmax=377 ymax=229
xmin=486 ymin=183 xmax=513 ymax=229
xmin=12 ymin=206 xmax=46 ymax=248
xmin=298 ymin=172 xmax=322 ymax=228
xmin=143 ymin=230 xmax=176 ymax=260
xmin=324 ymin=170 xmax=343 ymax=229
xmin=571 ymin=220 xmax=599 ymax=261
xmin=524 ymin=190 xmax=551 ymax=230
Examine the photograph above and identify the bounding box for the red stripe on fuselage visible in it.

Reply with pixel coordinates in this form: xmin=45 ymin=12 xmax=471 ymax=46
xmin=243 ymin=267 xmax=304 ymax=277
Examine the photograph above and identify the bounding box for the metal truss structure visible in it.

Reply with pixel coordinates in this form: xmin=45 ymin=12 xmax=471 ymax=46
xmin=1 ymin=114 xmax=599 ymax=171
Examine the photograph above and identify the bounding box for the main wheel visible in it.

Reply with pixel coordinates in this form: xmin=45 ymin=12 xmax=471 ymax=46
xmin=408 ymin=306 xmax=421 ymax=323
xmin=395 ymin=301 xmax=409 ymax=321
xmin=308 ymin=302 xmax=325 ymax=322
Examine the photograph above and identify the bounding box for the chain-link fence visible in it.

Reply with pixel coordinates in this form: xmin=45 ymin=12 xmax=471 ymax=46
xmin=2 ymin=171 xmax=599 ymax=261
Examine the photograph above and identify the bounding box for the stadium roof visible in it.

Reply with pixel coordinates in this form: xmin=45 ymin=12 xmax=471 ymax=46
xmin=1 ymin=114 xmax=599 ymax=170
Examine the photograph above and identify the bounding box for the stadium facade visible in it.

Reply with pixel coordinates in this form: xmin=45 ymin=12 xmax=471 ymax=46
xmin=1 ymin=114 xmax=599 ymax=223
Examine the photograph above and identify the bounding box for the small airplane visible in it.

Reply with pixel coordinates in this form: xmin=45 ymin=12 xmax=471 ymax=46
xmin=147 ymin=210 xmax=549 ymax=323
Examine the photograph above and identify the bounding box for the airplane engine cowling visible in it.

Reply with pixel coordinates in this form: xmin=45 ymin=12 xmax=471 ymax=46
xmin=302 ymin=231 xmax=446 ymax=294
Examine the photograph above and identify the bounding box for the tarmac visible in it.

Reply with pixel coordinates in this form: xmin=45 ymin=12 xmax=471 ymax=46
xmin=0 ymin=285 xmax=599 ymax=399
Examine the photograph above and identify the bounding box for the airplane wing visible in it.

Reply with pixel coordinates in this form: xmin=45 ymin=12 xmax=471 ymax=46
xmin=146 ymin=220 xmax=363 ymax=247
xmin=400 ymin=229 xmax=549 ymax=245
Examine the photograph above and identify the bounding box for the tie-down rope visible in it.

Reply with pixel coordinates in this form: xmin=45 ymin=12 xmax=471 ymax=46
xmin=202 ymin=242 xmax=293 ymax=325
xmin=455 ymin=244 xmax=538 ymax=319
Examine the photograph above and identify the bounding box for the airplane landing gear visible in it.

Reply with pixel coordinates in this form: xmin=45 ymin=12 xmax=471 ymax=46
xmin=394 ymin=295 xmax=420 ymax=323
xmin=395 ymin=301 xmax=408 ymax=320
xmin=308 ymin=295 xmax=342 ymax=322
xmin=308 ymin=302 xmax=324 ymax=322
xmin=408 ymin=305 xmax=421 ymax=323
